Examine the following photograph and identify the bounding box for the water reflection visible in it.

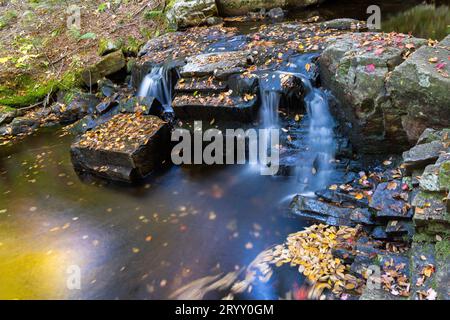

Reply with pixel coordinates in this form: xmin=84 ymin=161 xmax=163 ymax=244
xmin=0 ymin=129 xmax=304 ymax=299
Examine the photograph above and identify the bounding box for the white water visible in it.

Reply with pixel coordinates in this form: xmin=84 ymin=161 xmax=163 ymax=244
xmin=281 ymin=54 xmax=336 ymax=194
xmin=137 ymin=66 xmax=173 ymax=112
xmin=296 ymin=75 xmax=336 ymax=194
xmin=259 ymin=74 xmax=281 ymax=129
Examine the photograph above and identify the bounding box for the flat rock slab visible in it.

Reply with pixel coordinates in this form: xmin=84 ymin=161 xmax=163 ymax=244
xmin=290 ymin=194 xmax=354 ymax=226
xmin=402 ymin=140 xmax=445 ymax=174
xmin=180 ymin=51 xmax=251 ymax=78
xmin=71 ymin=113 xmax=170 ymax=182
xmin=175 ymin=77 xmax=228 ymax=93
xmin=172 ymin=93 xmax=258 ymax=122
xmin=370 ymin=180 xmax=413 ymax=219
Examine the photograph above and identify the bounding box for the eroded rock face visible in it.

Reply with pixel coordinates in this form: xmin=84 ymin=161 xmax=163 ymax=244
xmin=216 ymin=0 xmax=323 ymax=16
xmin=319 ymin=32 xmax=428 ymax=153
xmin=166 ymin=0 xmax=218 ymax=29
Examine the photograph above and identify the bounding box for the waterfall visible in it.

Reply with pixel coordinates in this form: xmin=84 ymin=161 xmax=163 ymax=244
xmin=137 ymin=66 xmax=173 ymax=112
xmin=259 ymin=73 xmax=281 ymax=129
xmin=298 ymin=80 xmax=336 ymax=194
xmin=282 ymin=54 xmax=336 ymax=195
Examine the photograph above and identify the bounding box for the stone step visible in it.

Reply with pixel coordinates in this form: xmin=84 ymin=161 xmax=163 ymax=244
xmin=174 ymin=77 xmax=228 ymax=94
xmin=70 ymin=113 xmax=170 ymax=182
xmin=172 ymin=93 xmax=258 ymax=122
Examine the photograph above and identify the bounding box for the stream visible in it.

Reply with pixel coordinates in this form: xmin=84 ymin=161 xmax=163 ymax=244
xmin=0 ymin=1 xmax=448 ymax=300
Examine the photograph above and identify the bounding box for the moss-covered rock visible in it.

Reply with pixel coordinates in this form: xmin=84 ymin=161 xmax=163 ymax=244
xmin=98 ymin=38 xmax=123 ymax=56
xmin=81 ymin=51 xmax=126 ymax=87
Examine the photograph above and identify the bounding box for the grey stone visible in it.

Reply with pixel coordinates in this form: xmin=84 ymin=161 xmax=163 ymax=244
xmin=166 ymin=0 xmax=218 ymax=29
xmin=180 ymin=51 xmax=252 ymax=78
xmin=81 ymin=51 xmax=126 ymax=87
xmin=370 ymin=180 xmax=413 ymax=219
xmin=402 ymin=141 xmax=445 ymax=174
xmin=386 ymin=44 xmax=450 ymax=142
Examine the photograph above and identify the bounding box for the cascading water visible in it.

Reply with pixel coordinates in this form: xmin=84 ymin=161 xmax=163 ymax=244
xmin=297 ymin=80 xmax=336 ymax=194
xmin=137 ymin=66 xmax=173 ymax=112
xmin=259 ymin=74 xmax=281 ymax=129
xmin=280 ymin=54 xmax=337 ymax=195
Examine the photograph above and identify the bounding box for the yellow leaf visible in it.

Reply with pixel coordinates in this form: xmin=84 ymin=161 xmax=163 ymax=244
xmin=387 ymin=181 xmax=398 ymax=190
xmin=0 ymin=57 xmax=11 ymax=64
xmin=354 ymin=193 xmax=364 ymax=200
xmin=329 ymin=184 xmax=338 ymax=190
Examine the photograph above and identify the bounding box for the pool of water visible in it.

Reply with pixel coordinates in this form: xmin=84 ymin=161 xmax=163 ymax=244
xmin=0 ymin=128 xmax=305 ymax=299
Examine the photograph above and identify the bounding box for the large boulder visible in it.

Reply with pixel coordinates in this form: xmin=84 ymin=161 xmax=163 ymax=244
xmin=216 ymin=0 xmax=323 ymax=16
xmin=386 ymin=36 xmax=450 ymax=142
xmin=166 ymin=0 xmax=218 ymax=29
xmin=319 ymin=32 xmax=428 ymax=153
xmin=81 ymin=51 xmax=126 ymax=87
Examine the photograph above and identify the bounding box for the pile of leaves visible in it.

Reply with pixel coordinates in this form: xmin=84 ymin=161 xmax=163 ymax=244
xmin=76 ymin=113 xmax=165 ymax=152
xmin=380 ymin=258 xmax=410 ymax=297
xmin=270 ymin=224 xmax=364 ymax=296
xmin=173 ymin=91 xmax=255 ymax=107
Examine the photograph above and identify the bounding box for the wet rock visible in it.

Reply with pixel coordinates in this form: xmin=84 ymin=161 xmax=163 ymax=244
xmin=386 ymin=39 xmax=450 ymax=142
xmin=98 ymin=78 xmax=117 ymax=97
xmin=385 ymin=220 xmax=414 ymax=237
xmin=350 ymin=208 xmax=376 ymax=225
xmin=267 ymin=7 xmax=284 ymax=20
xmin=370 ymin=226 xmax=389 ymax=240
xmin=166 ymin=0 xmax=218 ymax=29
xmin=71 ymin=114 xmax=171 ymax=182
xmin=118 ymin=96 xmax=162 ymax=116
xmin=172 ymin=93 xmax=258 ymax=122
xmin=175 ymin=77 xmax=228 ymax=94
xmin=370 ymin=180 xmax=413 ymax=219
xmin=315 ymin=188 xmax=369 ymax=208
xmin=81 ymin=51 xmax=126 ymax=87
xmin=0 ymin=111 xmax=15 ymax=126
xmin=8 ymin=117 xmax=39 ymax=135
xmin=402 ymin=141 xmax=445 ymax=174
xmin=180 ymin=51 xmax=252 ymax=78
xmin=412 ymin=191 xmax=450 ymax=236
xmin=319 ymin=32 xmax=427 ymax=153
xmin=95 ymin=98 xmax=118 ymax=115
xmin=320 ymin=18 xmax=363 ymax=31
xmin=52 ymin=93 xmax=100 ymax=124
xmin=290 ymin=194 xmax=354 ymax=226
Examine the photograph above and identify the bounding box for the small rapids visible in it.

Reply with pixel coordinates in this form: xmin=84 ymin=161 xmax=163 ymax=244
xmin=258 ymin=54 xmax=337 ymax=195
xmin=137 ymin=66 xmax=174 ymax=112
xmin=287 ymin=55 xmax=336 ymax=195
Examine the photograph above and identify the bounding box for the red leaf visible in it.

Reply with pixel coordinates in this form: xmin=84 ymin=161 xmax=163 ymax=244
xmin=366 ymin=64 xmax=376 ymax=73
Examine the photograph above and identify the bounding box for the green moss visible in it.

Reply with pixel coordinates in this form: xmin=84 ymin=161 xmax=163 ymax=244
xmin=435 ymin=239 xmax=450 ymax=259
xmin=144 ymin=10 xmax=164 ymax=20
xmin=0 ymin=70 xmax=82 ymax=108
xmin=413 ymin=233 xmax=435 ymax=243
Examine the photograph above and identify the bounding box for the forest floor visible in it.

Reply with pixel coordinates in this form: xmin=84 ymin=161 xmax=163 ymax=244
xmin=0 ymin=0 xmax=168 ymax=107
